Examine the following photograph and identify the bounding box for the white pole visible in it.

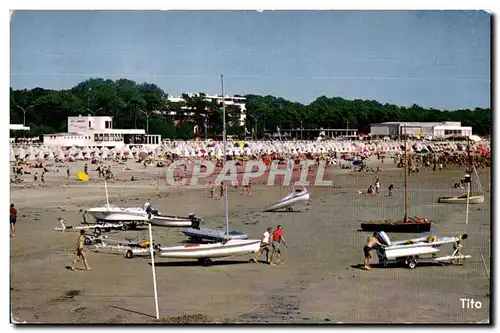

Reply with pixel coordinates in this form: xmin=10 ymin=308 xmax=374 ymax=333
xmin=104 ymin=179 xmax=110 ymax=207
xmin=465 ymin=182 xmax=470 ymax=225
xmin=148 ymin=223 xmax=160 ymax=320
xmin=221 ymin=74 xmax=229 ymax=239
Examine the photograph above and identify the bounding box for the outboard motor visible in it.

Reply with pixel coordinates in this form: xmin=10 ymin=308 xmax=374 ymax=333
xmin=189 ymin=213 xmax=201 ymax=229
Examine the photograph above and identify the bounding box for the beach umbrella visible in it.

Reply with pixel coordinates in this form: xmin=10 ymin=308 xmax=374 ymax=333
xmin=75 ymin=171 xmax=89 ymax=181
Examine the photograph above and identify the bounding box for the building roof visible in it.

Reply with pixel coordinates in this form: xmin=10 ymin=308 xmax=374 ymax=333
xmin=371 ymin=121 xmax=462 ymax=127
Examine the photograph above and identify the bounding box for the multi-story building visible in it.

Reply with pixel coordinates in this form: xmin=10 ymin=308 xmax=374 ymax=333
xmin=165 ymin=93 xmax=247 ymax=127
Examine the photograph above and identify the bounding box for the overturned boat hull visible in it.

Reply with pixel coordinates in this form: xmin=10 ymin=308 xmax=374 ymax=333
xmin=158 ymin=239 xmax=261 ymax=259
xmin=182 ymin=227 xmax=248 ymax=242
xmin=262 ymin=187 xmax=310 ymax=212
xmin=438 ymin=195 xmax=484 ymax=204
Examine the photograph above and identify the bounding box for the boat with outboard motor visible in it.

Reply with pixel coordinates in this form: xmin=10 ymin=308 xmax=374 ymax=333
xmin=374 ymin=231 xmax=471 ymax=269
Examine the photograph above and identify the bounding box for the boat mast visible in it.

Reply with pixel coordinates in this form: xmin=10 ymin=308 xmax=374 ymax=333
xmin=403 ymin=124 xmax=408 ymax=222
xmin=221 ymin=74 xmax=229 ymax=238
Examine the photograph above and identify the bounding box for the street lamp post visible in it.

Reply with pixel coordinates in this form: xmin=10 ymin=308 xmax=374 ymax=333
xmin=14 ymin=104 xmax=35 ymax=127
xmin=140 ymin=110 xmax=153 ymax=134
xmin=86 ymin=107 xmax=103 ymax=116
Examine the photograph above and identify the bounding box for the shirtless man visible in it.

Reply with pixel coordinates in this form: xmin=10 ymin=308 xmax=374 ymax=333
xmin=70 ymin=230 xmax=91 ymax=271
xmin=364 ymin=232 xmax=385 ymax=271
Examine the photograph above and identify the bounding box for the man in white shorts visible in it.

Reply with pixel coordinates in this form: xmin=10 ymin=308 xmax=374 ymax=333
xmin=252 ymin=227 xmax=272 ymax=264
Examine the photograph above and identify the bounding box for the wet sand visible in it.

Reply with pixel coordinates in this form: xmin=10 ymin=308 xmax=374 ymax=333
xmin=9 ymin=159 xmax=491 ymax=323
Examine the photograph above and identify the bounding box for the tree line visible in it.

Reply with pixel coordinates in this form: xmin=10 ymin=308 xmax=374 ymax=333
xmin=10 ymin=78 xmax=492 ymax=139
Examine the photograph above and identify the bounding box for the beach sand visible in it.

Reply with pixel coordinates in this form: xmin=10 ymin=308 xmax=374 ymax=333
xmin=9 ymin=159 xmax=491 ymax=323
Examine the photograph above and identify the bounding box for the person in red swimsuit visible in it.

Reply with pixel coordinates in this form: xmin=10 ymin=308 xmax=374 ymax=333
xmin=269 ymin=225 xmax=287 ymax=265
xmin=10 ymin=204 xmax=17 ymax=237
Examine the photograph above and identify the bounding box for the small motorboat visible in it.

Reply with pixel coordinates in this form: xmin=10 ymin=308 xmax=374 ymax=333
xmin=374 ymin=231 xmax=471 ymax=269
xmin=360 ymin=217 xmax=431 ymax=233
xmin=262 ymin=186 xmax=310 ymax=212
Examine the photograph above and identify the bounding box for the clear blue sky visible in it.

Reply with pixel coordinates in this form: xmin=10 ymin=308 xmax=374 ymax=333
xmin=10 ymin=10 xmax=491 ymax=110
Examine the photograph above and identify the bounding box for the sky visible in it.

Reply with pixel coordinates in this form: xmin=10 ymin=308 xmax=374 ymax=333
xmin=10 ymin=10 xmax=491 ymax=110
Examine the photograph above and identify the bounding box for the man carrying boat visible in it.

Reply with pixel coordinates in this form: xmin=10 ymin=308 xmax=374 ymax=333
xmin=252 ymin=227 xmax=272 ymax=264
xmin=364 ymin=232 xmax=385 ymax=271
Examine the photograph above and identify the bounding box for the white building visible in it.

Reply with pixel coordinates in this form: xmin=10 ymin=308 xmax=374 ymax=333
xmin=370 ymin=121 xmax=473 ymax=139
xmin=43 ymin=115 xmax=161 ymax=148
xmin=167 ymin=93 xmax=247 ymax=126
xmin=9 ymin=124 xmax=30 ymax=131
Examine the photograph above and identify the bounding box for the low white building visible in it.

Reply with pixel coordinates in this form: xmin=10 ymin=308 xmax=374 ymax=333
xmin=9 ymin=124 xmax=30 ymax=131
xmin=43 ymin=115 xmax=161 ymax=148
xmin=370 ymin=121 xmax=473 ymax=139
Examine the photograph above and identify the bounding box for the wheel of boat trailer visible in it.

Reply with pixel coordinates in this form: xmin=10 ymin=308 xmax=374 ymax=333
xmin=94 ymin=227 xmax=102 ymax=235
xmin=407 ymin=258 xmax=417 ymax=269
xmin=286 ymin=207 xmax=293 ymax=212
xmin=201 ymin=258 xmax=213 ymax=267
xmin=121 ymin=225 xmax=128 ymax=231
xmin=84 ymin=237 xmax=92 ymax=245
xmin=125 ymin=249 xmax=134 ymax=259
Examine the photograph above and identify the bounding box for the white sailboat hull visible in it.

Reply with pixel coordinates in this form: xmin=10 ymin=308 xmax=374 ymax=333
xmin=262 ymin=187 xmax=310 ymax=212
xmin=438 ymin=195 xmax=485 ymax=204
xmin=158 ymin=239 xmax=261 ymax=259
xmin=149 ymin=215 xmax=193 ymax=227
xmin=87 ymin=207 xmax=149 ymax=222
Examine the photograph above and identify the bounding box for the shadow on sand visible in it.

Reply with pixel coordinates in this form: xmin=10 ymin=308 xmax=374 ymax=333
xmin=109 ymin=305 xmax=156 ymax=319
xmin=150 ymin=260 xmax=252 ymax=267
xmin=350 ymin=262 xmax=450 ymax=270
xmin=260 ymin=210 xmax=303 ymax=214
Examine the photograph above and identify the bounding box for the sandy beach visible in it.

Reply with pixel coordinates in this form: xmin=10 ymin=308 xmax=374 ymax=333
xmin=9 ymin=158 xmax=491 ymax=323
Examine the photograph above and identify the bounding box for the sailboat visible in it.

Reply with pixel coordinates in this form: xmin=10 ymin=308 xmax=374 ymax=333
xmin=360 ymin=125 xmax=431 ymax=233
xmin=157 ymin=75 xmax=261 ymax=266
xmin=438 ymin=139 xmax=485 ymax=204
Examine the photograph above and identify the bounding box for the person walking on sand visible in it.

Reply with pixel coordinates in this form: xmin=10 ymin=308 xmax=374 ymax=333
xmin=269 ymin=225 xmax=288 ymax=265
xmin=364 ymin=232 xmax=385 ymax=271
xmin=70 ymin=230 xmax=91 ymax=271
xmin=10 ymin=204 xmax=17 ymax=237
xmin=252 ymin=227 xmax=272 ymax=264
xmin=388 ymin=184 xmax=394 ymax=196
xmin=375 ymin=178 xmax=380 ymax=194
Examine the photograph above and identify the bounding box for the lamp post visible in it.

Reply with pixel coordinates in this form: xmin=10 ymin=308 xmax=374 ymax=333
xmin=140 ymin=110 xmax=153 ymax=134
xmin=86 ymin=107 xmax=103 ymax=116
xmin=14 ymin=103 xmax=35 ymax=127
